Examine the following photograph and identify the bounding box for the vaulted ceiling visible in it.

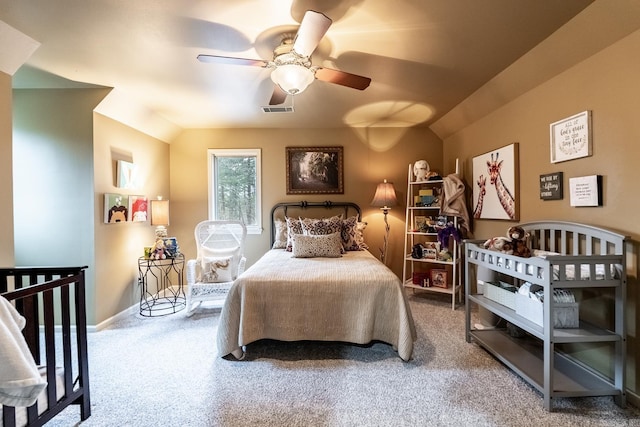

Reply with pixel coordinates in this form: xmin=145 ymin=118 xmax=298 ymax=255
xmin=1 ymin=0 xmax=595 ymax=132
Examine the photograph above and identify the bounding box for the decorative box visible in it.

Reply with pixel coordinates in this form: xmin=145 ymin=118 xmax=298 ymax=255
xmin=515 ymin=294 xmax=579 ymax=328
xmin=483 ymin=281 xmax=517 ymax=310
xmin=412 ymin=272 xmax=430 ymax=287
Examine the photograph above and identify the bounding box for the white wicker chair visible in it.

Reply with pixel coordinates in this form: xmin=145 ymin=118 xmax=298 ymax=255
xmin=185 ymin=220 xmax=246 ymax=317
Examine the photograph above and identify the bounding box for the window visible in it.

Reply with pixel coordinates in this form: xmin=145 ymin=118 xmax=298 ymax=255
xmin=208 ymin=148 xmax=261 ymax=234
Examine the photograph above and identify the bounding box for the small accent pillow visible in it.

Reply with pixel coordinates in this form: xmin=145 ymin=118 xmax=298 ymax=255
xmin=201 ymin=256 xmax=233 ymax=283
xmin=292 ymin=232 xmax=343 ymax=258
xmin=272 ymin=218 xmax=288 ymax=249
xmin=199 ymin=246 xmax=240 ymax=282
xmin=355 ymin=221 xmax=369 ymax=250
xmin=285 ymin=216 xmax=304 ymax=252
xmin=300 ymin=215 xmax=343 ymax=236
xmin=342 ymin=216 xmax=369 ymax=251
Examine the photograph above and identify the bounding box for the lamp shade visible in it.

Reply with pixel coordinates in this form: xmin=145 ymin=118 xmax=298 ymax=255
xmin=271 ymin=64 xmax=315 ymax=95
xmin=370 ymin=179 xmax=398 ymax=209
xmin=151 ymin=199 xmax=170 ymax=238
xmin=150 ymin=199 xmax=169 ymax=226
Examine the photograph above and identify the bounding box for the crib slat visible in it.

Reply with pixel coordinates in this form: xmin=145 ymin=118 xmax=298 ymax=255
xmin=61 ymin=284 xmax=74 ymax=399
xmin=43 ymin=289 xmax=57 ymax=413
xmin=74 ymin=271 xmax=92 ymax=420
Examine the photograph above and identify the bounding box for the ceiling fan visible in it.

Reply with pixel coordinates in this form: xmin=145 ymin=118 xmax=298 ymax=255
xmin=197 ymin=10 xmax=372 ymax=105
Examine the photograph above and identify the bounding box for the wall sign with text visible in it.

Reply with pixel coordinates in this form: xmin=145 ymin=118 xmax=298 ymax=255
xmin=550 ymin=110 xmax=592 ymax=163
xmin=569 ymin=175 xmax=602 ymax=207
xmin=539 ymin=172 xmax=563 ymax=200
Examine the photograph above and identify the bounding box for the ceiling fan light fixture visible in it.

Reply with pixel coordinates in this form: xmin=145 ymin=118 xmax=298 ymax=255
xmin=271 ymin=64 xmax=315 ymax=95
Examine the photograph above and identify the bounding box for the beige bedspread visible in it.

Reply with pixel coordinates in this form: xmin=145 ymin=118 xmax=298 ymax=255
xmin=217 ymin=249 xmax=416 ymax=361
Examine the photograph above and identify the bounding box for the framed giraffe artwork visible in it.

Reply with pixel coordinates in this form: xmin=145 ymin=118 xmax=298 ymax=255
xmin=471 ymin=143 xmax=519 ymax=220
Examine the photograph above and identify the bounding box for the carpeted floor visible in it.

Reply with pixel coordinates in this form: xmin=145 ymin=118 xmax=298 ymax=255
xmin=49 ymin=294 xmax=640 ymax=427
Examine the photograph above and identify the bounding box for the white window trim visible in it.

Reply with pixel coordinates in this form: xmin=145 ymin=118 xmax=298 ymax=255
xmin=207 ymin=148 xmax=262 ymax=235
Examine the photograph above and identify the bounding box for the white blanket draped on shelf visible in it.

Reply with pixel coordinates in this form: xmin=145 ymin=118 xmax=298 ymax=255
xmin=0 ymin=295 xmax=46 ymax=407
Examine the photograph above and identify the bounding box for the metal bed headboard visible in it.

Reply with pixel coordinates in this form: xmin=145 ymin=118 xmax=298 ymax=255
xmin=270 ymin=201 xmax=362 ymax=247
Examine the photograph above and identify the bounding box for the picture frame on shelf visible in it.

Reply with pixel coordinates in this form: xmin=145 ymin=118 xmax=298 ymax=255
xmin=472 ymin=143 xmax=519 ymax=220
xmin=430 ymin=269 xmax=448 ymax=288
xmin=162 ymin=237 xmax=180 ymax=258
xmin=414 ymin=215 xmax=427 ymax=232
xmin=423 ymin=242 xmax=440 ymax=259
xmin=286 ymin=146 xmax=344 ymax=194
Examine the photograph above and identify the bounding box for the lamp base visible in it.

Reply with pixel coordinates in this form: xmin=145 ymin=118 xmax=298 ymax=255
xmin=155 ymin=226 xmax=167 ymax=238
xmin=380 ymin=208 xmax=390 ymax=265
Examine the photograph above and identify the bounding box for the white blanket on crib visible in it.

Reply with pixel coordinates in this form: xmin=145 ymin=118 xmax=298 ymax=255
xmin=0 ymin=296 xmax=46 ymax=407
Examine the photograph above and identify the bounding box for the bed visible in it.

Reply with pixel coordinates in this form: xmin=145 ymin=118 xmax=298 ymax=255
xmin=464 ymin=221 xmax=627 ymax=410
xmin=0 ymin=267 xmax=90 ymax=427
xmin=217 ymin=201 xmax=416 ymax=361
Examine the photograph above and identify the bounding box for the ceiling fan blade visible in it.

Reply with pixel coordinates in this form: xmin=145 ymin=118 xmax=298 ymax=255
xmin=197 ymin=54 xmax=269 ymax=68
xmin=269 ymin=86 xmax=288 ymax=105
xmin=293 ymin=11 xmax=332 ymax=57
xmin=315 ymin=67 xmax=372 ymax=90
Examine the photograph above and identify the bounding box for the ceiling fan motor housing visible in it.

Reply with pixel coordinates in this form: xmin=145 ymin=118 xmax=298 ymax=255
xmin=270 ymin=38 xmax=315 ymax=95
xmin=272 ymin=38 xmax=312 ymax=68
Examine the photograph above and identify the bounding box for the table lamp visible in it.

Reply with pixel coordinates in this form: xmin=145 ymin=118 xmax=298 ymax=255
xmin=150 ymin=198 xmax=170 ymax=238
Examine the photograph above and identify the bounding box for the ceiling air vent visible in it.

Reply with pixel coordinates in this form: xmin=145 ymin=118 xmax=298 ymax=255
xmin=261 ymin=106 xmax=294 ymax=113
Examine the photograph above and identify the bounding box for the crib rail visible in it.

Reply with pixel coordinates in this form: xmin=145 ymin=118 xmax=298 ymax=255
xmin=1 ymin=266 xmax=90 ymax=427
xmin=465 ymin=242 xmax=623 ymax=288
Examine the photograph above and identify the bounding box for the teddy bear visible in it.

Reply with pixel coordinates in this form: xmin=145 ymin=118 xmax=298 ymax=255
xmin=413 ymin=160 xmax=439 ymax=182
xmin=482 ymin=236 xmax=514 ymax=255
xmin=413 ymin=160 xmax=431 ymax=182
xmin=507 ymin=225 xmax=531 ymax=258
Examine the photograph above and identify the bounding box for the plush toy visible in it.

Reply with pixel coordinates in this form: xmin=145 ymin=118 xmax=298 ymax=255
xmin=437 ymin=220 xmax=462 ymax=249
xmin=507 ymin=226 xmax=531 ymax=258
xmin=482 ymin=236 xmax=514 ymax=255
xmin=438 ymin=250 xmax=453 ymax=262
xmin=151 ymin=238 xmax=167 ymax=260
xmin=413 ymin=160 xmax=430 ymax=182
xmin=413 ymin=160 xmax=439 ymax=182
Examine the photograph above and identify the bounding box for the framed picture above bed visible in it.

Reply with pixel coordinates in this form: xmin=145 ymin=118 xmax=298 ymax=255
xmin=471 ymin=143 xmax=519 ymax=221
xmin=286 ymin=146 xmax=344 ymax=194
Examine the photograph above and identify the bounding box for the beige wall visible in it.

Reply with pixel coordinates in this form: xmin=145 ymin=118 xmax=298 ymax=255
xmin=169 ymin=127 xmax=444 ymax=278
xmin=93 ymin=113 xmax=170 ymax=323
xmin=445 ymin=28 xmax=640 ymax=240
xmin=0 ymin=72 xmax=13 ymax=266
xmin=443 ymin=28 xmax=640 ymax=397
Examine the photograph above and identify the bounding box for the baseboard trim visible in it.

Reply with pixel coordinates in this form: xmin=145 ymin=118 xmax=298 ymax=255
xmin=91 ymin=303 xmax=138 ymax=332
xmin=627 ymin=389 xmax=639 ymax=408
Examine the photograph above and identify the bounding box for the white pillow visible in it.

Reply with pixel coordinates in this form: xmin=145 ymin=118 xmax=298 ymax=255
xmin=285 ymin=216 xmax=303 ymax=252
xmin=292 ymin=232 xmax=343 ymax=258
xmin=201 ymin=256 xmax=233 ymax=283
xmin=199 ymin=246 xmax=240 ymax=282
xmin=272 ymin=218 xmax=288 ymax=249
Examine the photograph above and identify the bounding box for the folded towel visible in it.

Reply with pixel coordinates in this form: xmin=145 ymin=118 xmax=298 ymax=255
xmin=0 ymin=296 xmax=47 ymax=407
